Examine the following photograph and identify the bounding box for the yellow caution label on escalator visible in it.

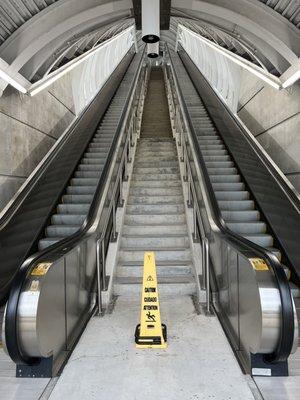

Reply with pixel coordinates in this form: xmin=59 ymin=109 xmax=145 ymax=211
xmin=31 ymin=262 xmax=52 ymax=276
xmin=135 ymin=252 xmax=167 ymax=349
xmin=249 ymin=258 xmax=269 ymax=271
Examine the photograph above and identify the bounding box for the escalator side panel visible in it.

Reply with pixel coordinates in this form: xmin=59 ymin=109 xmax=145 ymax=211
xmin=178 ymin=49 xmax=300 ymax=282
xmin=0 ymin=51 xmax=135 ymax=305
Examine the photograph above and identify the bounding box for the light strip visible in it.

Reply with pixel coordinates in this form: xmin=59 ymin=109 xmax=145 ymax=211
xmin=29 ymin=26 xmax=135 ymax=96
xmin=282 ymin=69 xmax=300 ymax=88
xmin=0 ymin=69 xmax=28 ymax=93
xmin=179 ymin=25 xmax=282 ymax=90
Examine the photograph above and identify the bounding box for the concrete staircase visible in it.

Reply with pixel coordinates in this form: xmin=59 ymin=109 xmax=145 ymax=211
xmin=114 ymin=67 xmax=196 ymax=298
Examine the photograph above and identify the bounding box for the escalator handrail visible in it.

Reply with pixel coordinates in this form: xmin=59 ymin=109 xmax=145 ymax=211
xmin=4 ymin=48 xmax=146 ymax=366
xmin=167 ymin=45 xmax=295 ymax=364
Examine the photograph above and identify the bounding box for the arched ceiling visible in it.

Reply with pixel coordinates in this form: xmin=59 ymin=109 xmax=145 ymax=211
xmin=0 ymin=0 xmax=298 ymax=94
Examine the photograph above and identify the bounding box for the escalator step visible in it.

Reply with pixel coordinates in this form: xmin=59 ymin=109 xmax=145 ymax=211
xmin=227 ymin=222 xmax=267 ymax=234
xmin=243 ymin=234 xmax=274 ymax=247
xmin=57 ymin=204 xmax=90 ymax=214
xmin=210 ymin=174 xmax=241 ymax=183
xmin=207 ymin=167 xmax=237 ymax=175
xmin=78 ymin=164 xmax=104 ymax=171
xmin=51 ymin=214 xmax=86 ymax=225
xmin=215 ymin=191 xmax=250 ymax=200
xmin=198 ymin=139 xmax=222 ymax=145
xmin=38 ymin=238 xmax=60 ymax=250
xmin=203 ymin=155 xmax=230 ymax=161
xmin=222 ymin=210 xmax=260 ymax=222
xmin=71 ymin=178 xmax=98 ymax=186
xmin=202 ymin=149 xmax=228 ymax=155
xmin=85 ymin=150 xmax=108 ymax=157
xmin=46 ymin=225 xmax=79 ymax=237
xmin=63 ymin=194 xmax=93 ymax=204
xmin=67 ymin=186 xmax=96 ymax=195
xmin=205 ymin=161 xmax=234 ymax=168
xmin=218 ymin=200 xmax=254 ymax=211
xmin=75 ymin=171 xmax=102 ymax=178
xmin=212 ymin=182 xmax=245 ymax=191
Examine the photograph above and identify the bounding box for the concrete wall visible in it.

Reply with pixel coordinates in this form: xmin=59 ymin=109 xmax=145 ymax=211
xmin=0 ymin=74 xmax=76 ymax=211
xmin=237 ymin=69 xmax=300 ymax=193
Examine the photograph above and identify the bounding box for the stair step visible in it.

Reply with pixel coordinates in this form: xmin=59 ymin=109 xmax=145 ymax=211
xmin=130 ymin=180 xmax=181 ymax=188
xmin=121 ymin=235 xmax=189 ymax=248
xmin=127 ymin=195 xmax=183 ymax=205
xmin=124 ymin=213 xmax=186 ymax=225
xmin=114 ymin=278 xmax=196 ymax=297
xmin=122 ymin=224 xmax=187 ymax=235
xmin=119 ymin=248 xmax=192 ymax=262
xmin=117 ymin=264 xmax=192 ymax=278
xmin=130 ymin=187 xmax=182 ymax=196
xmin=135 ymin=161 xmax=178 ymax=168
xmin=126 ymin=204 xmax=185 ymax=214
xmin=131 ymin=173 xmax=180 ymax=181
xmin=133 ymin=167 xmax=179 ymax=174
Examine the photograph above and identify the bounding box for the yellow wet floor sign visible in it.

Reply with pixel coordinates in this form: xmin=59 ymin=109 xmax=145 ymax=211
xmin=135 ymin=252 xmax=167 ymax=348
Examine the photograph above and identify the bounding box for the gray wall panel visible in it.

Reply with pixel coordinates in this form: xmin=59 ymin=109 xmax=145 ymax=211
xmin=237 ymin=69 xmax=300 ymax=194
xmin=0 ymin=74 xmax=76 ymax=212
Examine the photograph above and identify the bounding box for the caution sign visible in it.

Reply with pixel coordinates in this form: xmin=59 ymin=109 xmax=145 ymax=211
xmin=135 ymin=252 xmax=167 ymax=349
xmin=31 ymin=262 xmax=52 ymax=276
xmin=249 ymin=258 xmax=269 ymax=271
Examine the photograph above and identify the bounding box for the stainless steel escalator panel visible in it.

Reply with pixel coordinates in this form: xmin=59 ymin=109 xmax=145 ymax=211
xmin=238 ymin=256 xmax=298 ymax=356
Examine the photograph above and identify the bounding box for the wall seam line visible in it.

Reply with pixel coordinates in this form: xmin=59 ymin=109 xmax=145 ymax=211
xmin=254 ymin=111 xmax=300 ymax=138
xmin=237 ymin=86 xmax=264 ymax=112
xmin=0 ymin=110 xmax=57 ymax=141
xmin=48 ymin=91 xmax=76 ymax=116
xmin=0 ymin=109 xmax=57 ymax=140
xmin=0 ymin=173 xmax=27 ymax=179
xmin=285 ymin=172 xmax=300 ymax=176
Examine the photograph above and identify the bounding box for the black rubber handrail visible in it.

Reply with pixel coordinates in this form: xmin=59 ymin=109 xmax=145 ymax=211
xmin=167 ymin=46 xmax=295 ymax=364
xmin=5 ymin=49 xmax=145 ymax=366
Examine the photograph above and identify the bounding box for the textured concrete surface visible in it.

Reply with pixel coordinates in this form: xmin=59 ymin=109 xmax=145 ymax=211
xmin=49 ymin=296 xmax=255 ymax=400
xmin=237 ymin=69 xmax=300 ymax=193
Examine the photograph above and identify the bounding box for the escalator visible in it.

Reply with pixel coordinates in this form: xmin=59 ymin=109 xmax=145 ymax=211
xmin=0 ymin=48 xmax=146 ymax=376
xmin=38 ymin=85 xmax=128 ymax=250
xmin=165 ymin=47 xmax=300 ymax=375
xmin=1 ymin=45 xmax=300 ymax=382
